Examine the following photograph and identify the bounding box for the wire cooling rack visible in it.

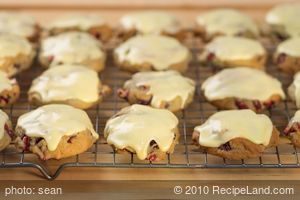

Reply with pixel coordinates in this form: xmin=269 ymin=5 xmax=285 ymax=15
xmin=0 ymin=36 xmax=300 ymax=180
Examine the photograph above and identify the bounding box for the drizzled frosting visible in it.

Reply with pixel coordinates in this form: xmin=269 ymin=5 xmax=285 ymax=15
xmin=0 ymin=34 xmax=33 ymax=58
xmin=29 ymin=64 xmax=100 ymax=103
xmin=0 ymin=12 xmax=36 ymax=38
xmin=0 ymin=110 xmax=9 ymax=140
xmin=266 ymin=3 xmax=300 ymax=37
xmin=40 ymin=32 xmax=104 ymax=67
xmin=204 ymin=36 xmax=265 ymax=60
xmin=115 ymin=35 xmax=189 ymax=70
xmin=202 ymin=67 xmax=285 ymax=101
xmin=288 ymin=72 xmax=300 ymax=108
xmin=104 ymin=104 xmax=179 ymax=160
xmin=120 ymin=11 xmax=180 ymax=34
xmin=17 ymin=104 xmax=98 ymax=151
xmin=194 ymin=110 xmax=273 ymax=147
xmin=196 ymin=9 xmax=259 ymax=36
xmin=277 ymin=37 xmax=300 ymax=57
xmin=124 ymin=70 xmax=195 ymax=109
xmin=289 ymin=110 xmax=300 ymax=123
xmin=48 ymin=14 xmax=105 ymax=31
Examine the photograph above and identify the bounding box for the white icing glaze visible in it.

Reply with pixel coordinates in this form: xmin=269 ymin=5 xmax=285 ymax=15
xmin=0 ymin=12 xmax=36 ymax=38
xmin=290 ymin=110 xmax=300 ymax=123
xmin=124 ymin=70 xmax=195 ymax=108
xmin=48 ymin=14 xmax=105 ymax=31
xmin=277 ymin=37 xmax=300 ymax=57
xmin=0 ymin=34 xmax=33 ymax=58
xmin=29 ymin=64 xmax=100 ymax=103
xmin=196 ymin=9 xmax=259 ymax=36
xmin=0 ymin=71 xmax=14 ymax=92
xmin=120 ymin=10 xmax=180 ymax=34
xmin=0 ymin=110 xmax=9 ymax=140
xmin=205 ymin=36 xmax=265 ymax=60
xmin=17 ymin=104 xmax=98 ymax=151
xmin=194 ymin=109 xmax=273 ymax=147
xmin=288 ymin=72 xmax=300 ymax=108
xmin=115 ymin=35 xmax=189 ymax=70
xmin=104 ymin=104 xmax=178 ymax=160
xmin=40 ymin=32 xmax=104 ymax=66
xmin=266 ymin=3 xmax=300 ymax=37
xmin=202 ymin=67 xmax=285 ymax=101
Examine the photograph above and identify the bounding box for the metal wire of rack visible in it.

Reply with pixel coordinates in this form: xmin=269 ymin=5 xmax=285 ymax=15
xmin=0 ymin=36 xmax=300 ymax=180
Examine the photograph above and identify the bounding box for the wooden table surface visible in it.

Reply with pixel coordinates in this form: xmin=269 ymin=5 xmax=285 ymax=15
xmin=1 ymin=1 xmax=300 ymax=181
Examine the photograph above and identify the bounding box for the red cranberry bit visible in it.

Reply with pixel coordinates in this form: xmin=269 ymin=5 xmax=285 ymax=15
xmin=148 ymin=154 xmax=157 ymax=162
xmin=206 ymin=52 xmax=215 ymax=62
xmin=22 ymin=136 xmax=30 ymax=151
xmin=94 ymin=32 xmax=100 ymax=39
xmin=252 ymin=100 xmax=262 ymax=111
xmin=277 ymin=53 xmax=286 ymax=64
xmin=4 ymin=124 xmax=14 ymax=138
xmin=0 ymin=96 xmax=9 ymax=104
xmin=47 ymin=55 xmax=54 ymax=62
xmin=235 ymin=100 xmax=248 ymax=109
xmin=218 ymin=142 xmax=231 ymax=151
xmin=263 ymin=100 xmax=275 ymax=109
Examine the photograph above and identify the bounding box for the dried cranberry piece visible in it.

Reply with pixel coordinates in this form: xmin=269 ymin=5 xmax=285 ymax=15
xmin=277 ymin=53 xmax=286 ymax=64
xmin=148 ymin=154 xmax=157 ymax=162
xmin=252 ymin=100 xmax=262 ymax=111
xmin=218 ymin=142 xmax=231 ymax=151
xmin=47 ymin=55 xmax=54 ymax=62
xmin=94 ymin=32 xmax=100 ymax=39
xmin=207 ymin=52 xmax=215 ymax=62
xmin=263 ymin=101 xmax=275 ymax=109
xmin=235 ymin=100 xmax=248 ymax=109
xmin=0 ymin=96 xmax=9 ymax=104
xmin=22 ymin=136 xmax=30 ymax=151
xmin=4 ymin=124 xmax=14 ymax=138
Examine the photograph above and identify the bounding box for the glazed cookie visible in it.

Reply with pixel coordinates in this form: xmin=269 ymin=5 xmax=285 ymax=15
xmin=118 ymin=70 xmax=195 ymax=112
xmin=0 ymin=11 xmax=40 ymax=42
xmin=201 ymin=67 xmax=285 ymax=112
xmin=114 ymin=35 xmax=191 ymax=73
xmin=192 ymin=110 xmax=280 ymax=160
xmin=0 ymin=110 xmax=13 ymax=151
xmin=46 ymin=13 xmax=112 ymax=42
xmin=195 ymin=9 xmax=259 ymax=41
xmin=199 ymin=36 xmax=267 ymax=69
xmin=15 ymin=104 xmax=99 ymax=160
xmin=104 ymin=104 xmax=180 ymax=161
xmin=273 ymin=37 xmax=300 ymax=74
xmin=119 ymin=10 xmax=185 ymax=40
xmin=288 ymin=72 xmax=300 ymax=108
xmin=283 ymin=110 xmax=300 ymax=148
xmin=39 ymin=31 xmax=106 ymax=72
xmin=266 ymin=3 xmax=300 ymax=39
xmin=28 ymin=64 xmax=111 ymax=109
xmin=0 ymin=71 xmax=20 ymax=107
xmin=0 ymin=34 xmax=35 ymax=77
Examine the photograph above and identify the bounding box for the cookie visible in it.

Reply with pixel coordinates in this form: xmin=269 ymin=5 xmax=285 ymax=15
xmin=201 ymin=67 xmax=285 ymax=112
xmin=46 ymin=13 xmax=112 ymax=42
xmin=199 ymin=36 xmax=267 ymax=69
xmin=39 ymin=31 xmax=106 ymax=72
xmin=118 ymin=70 xmax=195 ymax=112
xmin=0 ymin=34 xmax=35 ymax=77
xmin=288 ymin=72 xmax=300 ymax=108
xmin=266 ymin=3 xmax=300 ymax=39
xmin=192 ymin=110 xmax=280 ymax=160
xmin=114 ymin=35 xmax=191 ymax=73
xmin=195 ymin=9 xmax=259 ymax=41
xmin=104 ymin=104 xmax=180 ymax=161
xmin=0 ymin=11 xmax=40 ymax=43
xmin=118 ymin=10 xmax=185 ymax=41
xmin=273 ymin=37 xmax=300 ymax=74
xmin=14 ymin=104 xmax=99 ymax=160
xmin=28 ymin=64 xmax=111 ymax=109
xmin=0 ymin=71 xmax=20 ymax=107
xmin=0 ymin=110 xmax=13 ymax=151
xmin=283 ymin=110 xmax=300 ymax=148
